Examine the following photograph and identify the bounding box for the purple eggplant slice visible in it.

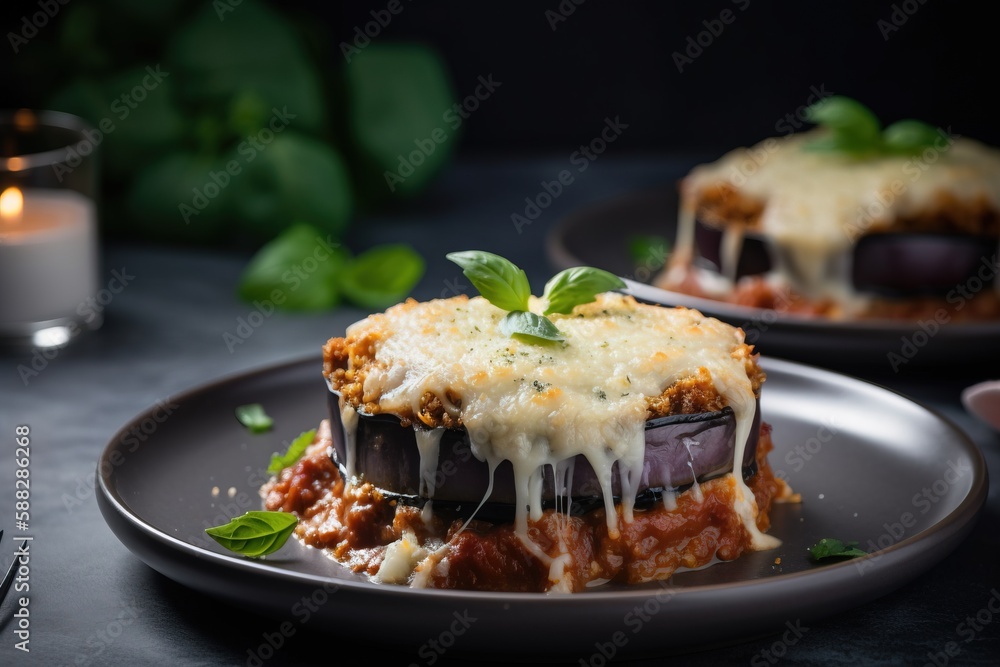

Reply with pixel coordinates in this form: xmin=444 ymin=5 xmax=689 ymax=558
xmin=695 ymin=217 xmax=998 ymax=298
xmin=853 ymin=233 xmax=997 ymax=296
xmin=695 ymin=218 xmax=773 ymax=279
xmin=326 ymin=389 xmax=760 ymax=515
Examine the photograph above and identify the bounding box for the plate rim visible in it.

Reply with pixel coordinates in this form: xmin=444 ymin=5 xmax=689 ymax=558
xmin=96 ymin=354 xmax=989 ymax=605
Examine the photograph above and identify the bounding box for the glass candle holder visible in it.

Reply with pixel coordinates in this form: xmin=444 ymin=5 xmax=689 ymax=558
xmin=0 ymin=109 xmax=101 ymax=350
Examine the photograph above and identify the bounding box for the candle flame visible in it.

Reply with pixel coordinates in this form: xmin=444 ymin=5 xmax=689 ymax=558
xmin=0 ymin=187 xmax=24 ymax=224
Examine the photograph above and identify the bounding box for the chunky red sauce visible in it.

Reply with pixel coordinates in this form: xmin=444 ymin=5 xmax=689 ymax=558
xmin=262 ymin=422 xmax=789 ymax=592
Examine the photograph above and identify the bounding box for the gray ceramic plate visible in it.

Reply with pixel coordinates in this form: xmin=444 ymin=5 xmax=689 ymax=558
xmin=96 ymin=355 xmax=987 ymax=659
xmin=546 ymin=184 xmax=1000 ymax=368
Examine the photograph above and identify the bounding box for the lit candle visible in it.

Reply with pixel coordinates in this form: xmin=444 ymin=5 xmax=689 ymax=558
xmin=0 ymin=185 xmax=99 ymax=328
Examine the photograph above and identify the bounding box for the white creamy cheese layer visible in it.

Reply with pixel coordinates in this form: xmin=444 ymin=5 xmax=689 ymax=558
xmin=344 ymin=292 xmax=772 ymax=549
xmin=676 ymin=131 xmax=1000 ymax=309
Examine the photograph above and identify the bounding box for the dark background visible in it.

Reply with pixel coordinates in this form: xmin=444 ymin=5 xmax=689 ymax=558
xmin=2 ymin=0 xmax=997 ymax=157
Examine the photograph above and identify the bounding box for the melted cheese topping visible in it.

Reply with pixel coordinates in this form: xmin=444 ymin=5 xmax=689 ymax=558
xmin=677 ymin=130 xmax=1000 ymax=310
xmin=343 ymin=292 xmax=774 ymax=552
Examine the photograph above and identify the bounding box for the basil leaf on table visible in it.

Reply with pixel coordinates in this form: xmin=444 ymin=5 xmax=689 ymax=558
xmin=267 ymin=429 xmax=317 ymax=474
xmin=238 ymin=223 xmax=348 ymax=311
xmin=542 ymin=267 xmax=625 ymax=315
xmin=338 ymin=244 xmax=426 ymax=309
xmin=235 ymin=403 xmax=273 ymax=434
xmin=446 ymin=251 xmax=532 ymax=312
xmin=499 ymin=311 xmax=565 ymax=343
xmin=205 ymin=511 xmax=298 ymax=558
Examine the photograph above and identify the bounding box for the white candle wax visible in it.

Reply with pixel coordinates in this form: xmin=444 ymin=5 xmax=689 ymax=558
xmin=0 ymin=188 xmax=98 ymax=327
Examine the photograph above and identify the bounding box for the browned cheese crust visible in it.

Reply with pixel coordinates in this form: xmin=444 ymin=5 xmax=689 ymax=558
xmin=322 ymin=300 xmax=766 ymax=429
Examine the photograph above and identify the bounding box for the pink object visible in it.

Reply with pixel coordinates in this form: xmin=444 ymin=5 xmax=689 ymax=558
xmin=962 ymin=380 xmax=1000 ymax=431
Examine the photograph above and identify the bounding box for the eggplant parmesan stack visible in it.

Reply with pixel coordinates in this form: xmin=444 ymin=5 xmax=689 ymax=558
xmin=262 ymin=292 xmax=792 ymax=592
xmin=657 ymin=129 xmax=1000 ymax=320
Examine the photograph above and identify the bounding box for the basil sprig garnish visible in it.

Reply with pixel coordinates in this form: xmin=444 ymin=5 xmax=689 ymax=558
xmin=447 ymin=251 xmax=625 ymax=344
xmin=542 ymin=266 xmax=627 ymax=315
xmin=446 ymin=250 xmax=531 ymax=312
xmin=808 ymin=537 xmax=867 ymax=561
xmin=804 ymin=96 xmax=942 ymax=157
xmin=205 ymin=511 xmax=298 ymax=558
xmin=499 ymin=311 xmax=565 ymax=342
xmin=267 ymin=428 xmax=317 ymax=475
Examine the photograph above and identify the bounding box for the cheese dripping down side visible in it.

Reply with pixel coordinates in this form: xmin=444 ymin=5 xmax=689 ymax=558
xmin=672 ymin=131 xmax=1000 ymax=312
xmin=347 ymin=292 xmax=774 ymax=555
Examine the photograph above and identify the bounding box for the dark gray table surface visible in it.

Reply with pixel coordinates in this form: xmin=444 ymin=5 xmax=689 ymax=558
xmin=0 ymin=156 xmax=998 ymax=666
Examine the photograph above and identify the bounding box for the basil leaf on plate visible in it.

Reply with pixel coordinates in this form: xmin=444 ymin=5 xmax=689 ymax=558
xmin=542 ymin=267 xmax=626 ymax=315
xmin=446 ymin=250 xmax=531 ymax=312
xmin=627 ymin=234 xmax=670 ymax=271
xmin=338 ymin=244 xmax=426 ymax=309
xmin=267 ymin=428 xmax=317 ymax=475
xmin=205 ymin=510 xmax=298 ymax=558
xmin=235 ymin=403 xmax=273 ymax=434
xmin=808 ymin=538 xmax=867 ymax=561
xmin=499 ymin=311 xmax=565 ymax=343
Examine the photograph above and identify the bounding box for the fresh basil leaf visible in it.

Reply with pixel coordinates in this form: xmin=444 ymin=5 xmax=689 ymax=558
xmin=808 ymin=538 xmax=867 ymax=561
xmin=882 ymin=119 xmax=941 ymax=155
xmin=235 ymin=403 xmax=273 ymax=434
xmin=446 ymin=251 xmax=531 ymax=312
xmin=805 ymin=96 xmax=881 ymax=142
xmin=627 ymin=235 xmax=670 ymax=271
xmin=267 ymin=429 xmax=317 ymax=475
xmin=499 ymin=311 xmax=565 ymax=342
xmin=542 ymin=267 xmax=626 ymax=315
xmin=238 ymin=223 xmax=348 ymax=311
xmin=346 ymin=44 xmax=457 ymax=201
xmin=339 ymin=244 xmax=425 ymax=309
xmin=205 ymin=510 xmax=298 ymax=558
xmin=802 ymin=133 xmax=881 ymax=156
